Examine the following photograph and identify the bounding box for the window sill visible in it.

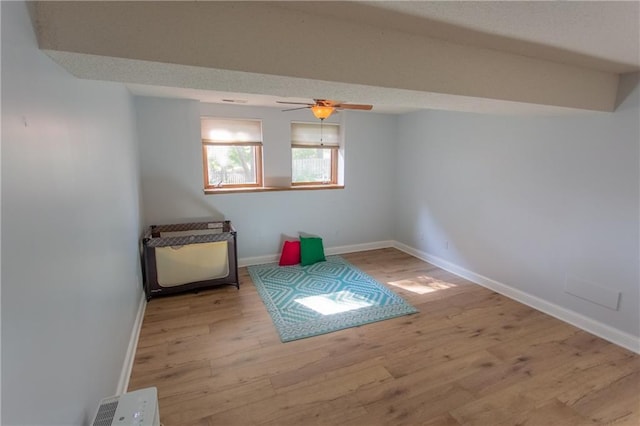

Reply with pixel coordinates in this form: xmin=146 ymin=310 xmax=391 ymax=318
xmin=204 ymin=184 xmax=344 ymax=195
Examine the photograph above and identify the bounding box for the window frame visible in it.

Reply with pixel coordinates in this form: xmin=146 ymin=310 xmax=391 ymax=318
xmin=290 ymin=144 xmax=339 ymax=186
xmin=201 ymin=118 xmax=264 ymax=190
xmin=290 ymin=121 xmax=340 ymax=186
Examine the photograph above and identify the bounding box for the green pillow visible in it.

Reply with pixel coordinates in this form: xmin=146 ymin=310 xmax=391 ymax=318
xmin=300 ymin=235 xmax=326 ymax=266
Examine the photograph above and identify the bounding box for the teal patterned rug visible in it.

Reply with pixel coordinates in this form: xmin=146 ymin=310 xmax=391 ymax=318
xmin=247 ymin=256 xmax=418 ymax=342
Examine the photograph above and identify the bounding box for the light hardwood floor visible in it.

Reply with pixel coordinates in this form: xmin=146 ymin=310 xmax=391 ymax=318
xmin=128 ymin=248 xmax=640 ymax=425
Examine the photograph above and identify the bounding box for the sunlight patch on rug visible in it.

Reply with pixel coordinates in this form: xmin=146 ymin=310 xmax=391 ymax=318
xmin=295 ymin=290 xmax=374 ymax=315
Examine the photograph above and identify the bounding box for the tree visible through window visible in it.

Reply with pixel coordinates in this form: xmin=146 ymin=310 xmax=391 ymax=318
xmin=202 ymin=118 xmax=263 ymax=189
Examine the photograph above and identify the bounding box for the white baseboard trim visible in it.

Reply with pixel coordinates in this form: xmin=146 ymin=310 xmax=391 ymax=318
xmin=326 ymin=240 xmax=394 ymax=256
xmin=117 ymin=291 xmax=147 ymax=395
xmin=393 ymin=241 xmax=640 ymax=354
xmin=239 ymin=240 xmax=394 ymax=267
xmin=239 ymin=254 xmax=278 ymax=268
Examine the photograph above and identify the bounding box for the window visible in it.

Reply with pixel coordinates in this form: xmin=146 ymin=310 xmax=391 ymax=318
xmin=201 ymin=118 xmax=263 ymax=189
xmin=291 ymin=122 xmax=340 ymax=185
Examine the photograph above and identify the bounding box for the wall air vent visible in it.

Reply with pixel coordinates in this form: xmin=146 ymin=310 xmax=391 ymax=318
xmin=221 ymin=99 xmax=248 ymax=103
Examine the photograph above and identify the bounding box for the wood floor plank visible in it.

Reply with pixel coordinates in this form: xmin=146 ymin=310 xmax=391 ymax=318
xmin=494 ymin=398 xmax=592 ymax=426
xmin=258 ymin=396 xmax=368 ymax=426
xmin=136 ymin=323 xmax=211 ymax=349
xmin=362 ymin=383 xmax=476 ymax=425
xmin=128 ymin=359 xmax=212 ymax=392
xmin=159 ymin=377 xmax=275 ymax=425
xmin=274 ymin=364 xmax=394 ymax=406
xmin=127 ymin=248 xmax=640 ymax=425
xmin=356 ymin=350 xmax=502 ymax=406
xmin=449 ymin=385 xmax=542 ymax=426
xmin=570 ymin=371 xmax=640 ymax=425
xmin=450 ymin=344 xmax=639 ymax=425
xmin=206 ymin=392 xmax=368 ymax=426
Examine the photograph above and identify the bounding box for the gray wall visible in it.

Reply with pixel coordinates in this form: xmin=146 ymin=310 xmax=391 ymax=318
xmin=1 ymin=2 xmax=143 ymax=425
xmin=135 ymin=98 xmax=396 ymax=259
xmin=394 ymin=76 xmax=640 ymax=338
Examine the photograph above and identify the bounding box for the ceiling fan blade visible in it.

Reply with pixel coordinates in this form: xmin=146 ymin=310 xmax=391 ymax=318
xmin=281 ymin=106 xmax=311 ymax=112
xmin=335 ymin=103 xmax=373 ymax=110
xmin=278 ymin=98 xmax=373 ymax=113
xmin=276 ymin=101 xmax=314 ymax=106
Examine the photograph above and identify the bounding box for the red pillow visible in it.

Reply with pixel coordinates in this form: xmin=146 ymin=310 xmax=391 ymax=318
xmin=279 ymin=240 xmax=301 ymax=266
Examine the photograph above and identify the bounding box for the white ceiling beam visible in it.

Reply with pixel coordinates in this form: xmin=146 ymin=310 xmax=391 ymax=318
xmin=32 ymin=1 xmax=619 ymax=112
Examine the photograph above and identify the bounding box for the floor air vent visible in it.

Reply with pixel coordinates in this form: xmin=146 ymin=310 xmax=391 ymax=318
xmin=91 ymin=387 xmax=159 ymax=426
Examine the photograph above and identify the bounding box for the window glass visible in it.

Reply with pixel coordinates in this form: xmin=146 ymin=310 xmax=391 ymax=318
xmin=202 ymin=118 xmax=263 ymax=188
xmin=291 ymin=122 xmax=340 ymax=185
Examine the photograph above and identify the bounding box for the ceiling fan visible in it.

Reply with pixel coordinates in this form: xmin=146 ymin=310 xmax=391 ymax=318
xmin=277 ymin=99 xmax=373 ymax=120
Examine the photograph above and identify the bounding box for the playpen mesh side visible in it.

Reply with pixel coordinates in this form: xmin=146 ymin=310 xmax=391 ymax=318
xmin=143 ymin=228 xmax=235 ymax=247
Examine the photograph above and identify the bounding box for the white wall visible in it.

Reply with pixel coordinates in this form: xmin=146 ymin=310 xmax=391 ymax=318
xmin=394 ymin=75 xmax=640 ymax=341
xmin=1 ymin=2 xmax=143 ymax=425
xmin=135 ymin=98 xmax=396 ymax=259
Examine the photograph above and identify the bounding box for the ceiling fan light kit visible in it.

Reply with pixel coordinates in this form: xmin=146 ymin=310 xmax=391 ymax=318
xmin=311 ymin=105 xmax=335 ymax=120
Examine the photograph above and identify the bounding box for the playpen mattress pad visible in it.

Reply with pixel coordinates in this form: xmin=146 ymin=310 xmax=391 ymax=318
xmin=155 ymin=241 xmax=229 ymax=287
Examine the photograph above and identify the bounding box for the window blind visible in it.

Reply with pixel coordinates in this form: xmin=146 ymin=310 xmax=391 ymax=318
xmin=201 ymin=118 xmax=262 ymax=144
xmin=291 ymin=122 xmax=340 ymax=146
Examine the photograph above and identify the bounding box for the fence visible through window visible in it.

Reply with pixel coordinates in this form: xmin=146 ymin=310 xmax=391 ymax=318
xmin=292 ymin=158 xmax=331 ymax=183
xmin=208 ymin=170 xmax=254 ymax=185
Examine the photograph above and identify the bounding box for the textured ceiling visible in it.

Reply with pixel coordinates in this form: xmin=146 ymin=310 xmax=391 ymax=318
xmin=290 ymin=1 xmax=640 ymax=73
xmin=34 ymin=1 xmax=640 ymax=115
